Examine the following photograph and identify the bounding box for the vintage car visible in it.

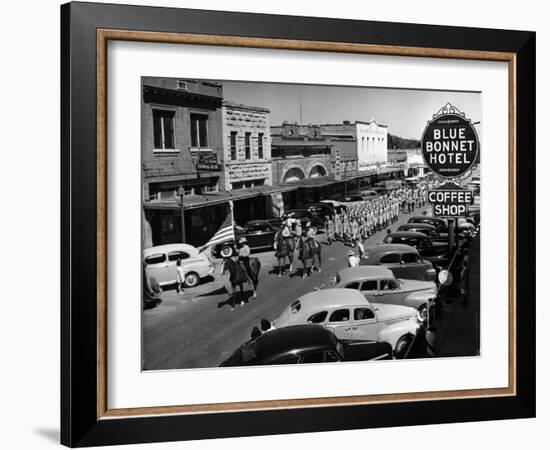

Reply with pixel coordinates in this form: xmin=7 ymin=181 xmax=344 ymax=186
xmin=332 ymin=266 xmax=436 ymax=321
xmin=304 ymin=202 xmax=335 ymax=220
xmin=281 ymin=209 xmax=324 ymax=229
xmin=358 ymin=189 xmax=379 ymax=199
xmin=320 ymin=199 xmax=347 ymax=213
xmin=211 ymin=220 xmax=280 ymax=258
xmin=271 ymin=288 xmax=421 ymax=358
xmin=408 ymin=216 xmax=449 ymax=237
xmin=382 ymin=231 xmax=450 ymax=265
xmin=143 ymin=243 xmax=214 ymax=288
xmin=457 ymin=217 xmax=476 ymax=232
xmin=359 ymin=243 xmax=436 ymax=282
xmin=220 ymin=325 xmax=393 ymax=366
xmin=397 ymin=222 xmax=446 ymax=242
xmin=331 ymin=193 xmax=364 ymax=203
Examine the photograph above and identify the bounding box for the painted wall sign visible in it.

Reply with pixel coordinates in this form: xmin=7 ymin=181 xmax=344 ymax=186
xmin=196 ymin=153 xmax=222 ymax=171
xmin=421 ymin=103 xmax=479 ymax=178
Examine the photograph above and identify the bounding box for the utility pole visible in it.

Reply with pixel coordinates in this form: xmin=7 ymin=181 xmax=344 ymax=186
xmin=299 ymin=92 xmax=303 ymax=126
xmin=177 ymin=187 xmax=187 ymax=243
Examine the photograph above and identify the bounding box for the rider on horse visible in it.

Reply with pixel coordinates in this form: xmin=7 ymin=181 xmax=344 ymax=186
xmin=237 ymin=237 xmax=254 ymax=283
xmin=274 ymin=225 xmax=295 ymax=276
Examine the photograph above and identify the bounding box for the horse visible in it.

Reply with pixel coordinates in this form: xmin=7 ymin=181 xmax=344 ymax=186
xmin=297 ymin=237 xmax=322 ymax=278
xmin=221 ymin=257 xmax=261 ymax=310
xmin=274 ymin=232 xmax=295 ymax=276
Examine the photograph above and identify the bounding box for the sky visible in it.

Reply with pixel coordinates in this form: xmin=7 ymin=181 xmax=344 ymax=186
xmin=222 ymin=81 xmax=481 ymax=140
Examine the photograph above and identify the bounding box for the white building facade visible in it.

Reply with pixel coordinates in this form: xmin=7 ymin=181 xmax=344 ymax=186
xmin=356 ymin=119 xmax=388 ymax=172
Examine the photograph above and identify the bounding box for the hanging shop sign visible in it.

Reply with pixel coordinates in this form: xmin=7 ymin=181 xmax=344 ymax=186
xmin=428 ymin=182 xmax=474 ymax=217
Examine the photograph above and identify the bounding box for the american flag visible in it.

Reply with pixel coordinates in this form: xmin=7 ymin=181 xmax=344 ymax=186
xmin=199 ymin=204 xmax=235 ymax=251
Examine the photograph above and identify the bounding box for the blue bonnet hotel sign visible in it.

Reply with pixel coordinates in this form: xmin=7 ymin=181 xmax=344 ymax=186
xmin=421 ymin=103 xmax=479 ymax=179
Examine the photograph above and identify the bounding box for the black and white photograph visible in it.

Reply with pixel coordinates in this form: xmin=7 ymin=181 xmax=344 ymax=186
xmin=141 ymin=77 xmax=481 ymax=370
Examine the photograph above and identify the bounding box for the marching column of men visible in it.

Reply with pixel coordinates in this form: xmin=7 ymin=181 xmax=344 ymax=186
xmin=324 ymin=185 xmax=429 ymax=248
xmin=274 ymin=182 xmax=433 ymax=273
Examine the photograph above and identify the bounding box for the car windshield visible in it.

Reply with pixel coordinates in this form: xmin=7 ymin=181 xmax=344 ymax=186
xmin=289 ymin=300 xmax=301 ymax=313
xmin=247 ymin=223 xmax=269 ymax=232
xmin=286 ymin=211 xmax=305 ymax=218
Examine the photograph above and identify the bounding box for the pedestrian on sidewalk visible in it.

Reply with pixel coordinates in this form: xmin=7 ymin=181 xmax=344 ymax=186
xmin=176 ymin=258 xmax=185 ymax=295
xmin=347 ymin=250 xmax=360 ymax=268
xmin=459 ymin=251 xmax=471 ymax=305
xmin=357 ymin=240 xmax=365 ymax=259
xmin=325 ymin=216 xmax=335 ymax=245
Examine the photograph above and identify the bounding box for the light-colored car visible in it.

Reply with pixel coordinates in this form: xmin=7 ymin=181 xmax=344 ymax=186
xmin=332 ymin=266 xmax=436 ymax=321
xmin=143 ymin=243 xmax=214 ymax=288
xmin=271 ymin=288 xmax=421 ymax=358
xmin=358 ymin=189 xmax=378 ymax=199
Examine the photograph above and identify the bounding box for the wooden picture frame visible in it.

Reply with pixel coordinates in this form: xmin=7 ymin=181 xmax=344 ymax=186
xmin=61 ymin=1 xmax=535 ymax=446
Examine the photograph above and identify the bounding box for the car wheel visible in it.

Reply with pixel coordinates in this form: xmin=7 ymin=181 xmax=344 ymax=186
xmin=184 ymin=272 xmax=200 ymax=288
xmin=220 ymin=245 xmax=234 ymax=258
xmin=394 ymin=334 xmax=414 ymax=359
xmin=417 ymin=304 xmax=428 ymax=323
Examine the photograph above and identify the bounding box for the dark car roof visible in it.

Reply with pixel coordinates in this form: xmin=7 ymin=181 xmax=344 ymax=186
xmin=221 ymin=325 xmax=336 ymax=366
xmin=398 ymin=223 xmax=437 ymax=231
xmin=284 ymin=209 xmax=308 ymax=214
xmin=244 ymin=220 xmax=273 ymax=227
xmin=388 ymin=231 xmax=429 ymax=239
xmin=306 ymin=202 xmax=332 ymax=208
xmin=366 ymin=243 xmax=420 ymax=254
xmin=409 ymin=216 xmax=447 ymax=223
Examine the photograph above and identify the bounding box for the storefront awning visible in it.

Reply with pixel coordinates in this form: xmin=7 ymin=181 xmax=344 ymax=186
xmin=143 ymin=184 xmax=297 ymax=211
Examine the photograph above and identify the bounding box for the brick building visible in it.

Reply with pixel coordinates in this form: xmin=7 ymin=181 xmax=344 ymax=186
xmin=270 ymin=123 xmax=335 ymax=207
xmin=270 ymin=123 xmax=333 ymax=183
xmin=141 ymin=77 xmax=227 ymax=247
xmin=222 ymin=102 xmax=272 ymax=190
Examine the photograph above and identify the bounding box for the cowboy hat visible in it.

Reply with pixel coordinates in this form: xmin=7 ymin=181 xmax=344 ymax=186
xmin=347 ymin=250 xmax=355 ymax=256
xmin=238 ymin=237 xmax=248 ymax=244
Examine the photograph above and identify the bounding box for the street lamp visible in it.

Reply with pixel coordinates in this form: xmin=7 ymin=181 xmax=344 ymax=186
xmin=177 ymin=186 xmax=187 ymax=243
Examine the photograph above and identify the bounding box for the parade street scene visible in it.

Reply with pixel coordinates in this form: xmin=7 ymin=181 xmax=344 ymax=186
xmin=141 ymin=77 xmax=481 ymax=370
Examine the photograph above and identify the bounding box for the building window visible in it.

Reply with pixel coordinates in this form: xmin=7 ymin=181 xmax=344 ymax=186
xmin=176 ymin=80 xmax=188 ymax=90
xmin=153 ymin=109 xmax=175 ymax=150
xmin=205 ymin=184 xmax=218 ymax=193
xmin=230 ymin=131 xmax=237 ymax=161
xmin=244 ymin=132 xmax=251 ymax=159
xmin=190 ymin=113 xmax=208 ymax=148
xmin=258 ymin=133 xmax=264 ymax=159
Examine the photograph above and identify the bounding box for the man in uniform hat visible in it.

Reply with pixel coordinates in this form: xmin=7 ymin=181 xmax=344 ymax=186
xmin=237 ymin=237 xmax=253 ymax=282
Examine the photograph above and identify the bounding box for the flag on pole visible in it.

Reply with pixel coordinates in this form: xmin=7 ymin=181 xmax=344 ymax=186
xmin=199 ymin=201 xmax=235 ymax=252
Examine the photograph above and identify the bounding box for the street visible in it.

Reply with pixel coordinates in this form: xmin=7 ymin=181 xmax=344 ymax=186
xmin=143 ymin=203 xmax=480 ymax=370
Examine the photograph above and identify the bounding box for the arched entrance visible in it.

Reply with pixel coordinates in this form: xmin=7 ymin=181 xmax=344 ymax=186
xmin=283 ymin=167 xmax=306 ymax=183
xmin=309 ymin=164 xmax=327 ymax=178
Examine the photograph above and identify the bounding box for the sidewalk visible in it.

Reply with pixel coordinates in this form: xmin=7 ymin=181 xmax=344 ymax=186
xmin=435 ymin=234 xmax=480 ymax=357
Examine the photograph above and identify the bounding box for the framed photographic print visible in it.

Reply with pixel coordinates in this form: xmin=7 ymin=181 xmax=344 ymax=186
xmin=60 ymin=1 xmax=536 ymax=447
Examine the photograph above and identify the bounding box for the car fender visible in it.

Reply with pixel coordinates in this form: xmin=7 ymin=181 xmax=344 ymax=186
xmin=378 ymin=319 xmax=420 ymax=349
xmin=404 ymin=291 xmax=436 ymax=310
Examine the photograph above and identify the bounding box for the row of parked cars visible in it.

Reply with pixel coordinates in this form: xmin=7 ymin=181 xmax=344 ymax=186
xmin=221 ymin=211 xmax=480 ymax=366
xmin=141 ymin=212 xmax=476 ymax=293
xmin=222 ymin=267 xmax=434 ymax=366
